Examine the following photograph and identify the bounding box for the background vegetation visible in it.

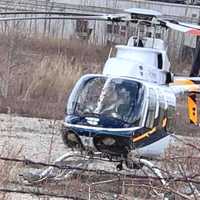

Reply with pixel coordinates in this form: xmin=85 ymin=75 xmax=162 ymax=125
xmin=0 ymin=31 xmax=110 ymax=119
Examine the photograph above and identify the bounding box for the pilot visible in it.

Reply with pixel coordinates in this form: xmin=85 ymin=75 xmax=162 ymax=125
xmin=103 ymin=83 xmax=132 ymax=119
xmin=115 ymin=86 xmax=132 ymax=118
xmin=95 ymin=81 xmax=133 ymax=121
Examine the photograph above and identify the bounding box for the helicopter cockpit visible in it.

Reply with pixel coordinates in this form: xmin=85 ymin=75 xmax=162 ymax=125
xmin=63 ymin=74 xmax=175 ymax=156
xmin=66 ymin=75 xmax=145 ymax=129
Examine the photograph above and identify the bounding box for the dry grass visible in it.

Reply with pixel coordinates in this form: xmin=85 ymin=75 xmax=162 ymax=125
xmin=161 ymin=138 xmax=200 ymax=200
xmin=23 ymin=55 xmax=83 ymax=102
xmin=0 ymin=28 xmax=193 ymax=120
xmin=0 ymin=31 xmax=110 ymax=119
xmin=0 ymin=143 xmax=22 ymax=200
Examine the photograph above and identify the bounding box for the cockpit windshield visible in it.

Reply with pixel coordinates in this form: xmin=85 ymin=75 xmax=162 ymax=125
xmin=67 ymin=75 xmax=145 ymax=127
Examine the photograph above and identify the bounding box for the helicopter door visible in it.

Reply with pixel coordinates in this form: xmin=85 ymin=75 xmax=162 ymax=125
xmin=145 ymin=88 xmax=158 ymax=128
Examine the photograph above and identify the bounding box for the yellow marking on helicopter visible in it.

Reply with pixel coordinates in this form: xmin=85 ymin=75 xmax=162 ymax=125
xmin=173 ymin=79 xmax=199 ymax=125
xmin=173 ymin=79 xmax=199 ymax=92
xmin=174 ymin=79 xmax=194 ymax=85
xmin=133 ymin=127 xmax=157 ymax=143
xmin=188 ymin=95 xmax=198 ymax=125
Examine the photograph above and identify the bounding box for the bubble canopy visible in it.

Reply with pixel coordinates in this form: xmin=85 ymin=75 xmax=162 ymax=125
xmin=66 ymin=75 xmax=145 ymax=128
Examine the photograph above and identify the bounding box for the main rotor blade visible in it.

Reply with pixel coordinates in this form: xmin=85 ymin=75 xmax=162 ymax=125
xmin=0 ymin=15 xmax=129 ymax=22
xmin=0 ymin=8 xmax=162 ymax=18
xmin=0 ymin=16 xmax=105 ymax=21
xmin=159 ymin=19 xmax=200 ymax=36
xmin=178 ymin=22 xmax=200 ymax=35
xmin=0 ymin=8 xmax=161 ymax=22
xmin=0 ymin=11 xmax=131 ymax=22
xmin=0 ymin=11 xmax=102 ymax=16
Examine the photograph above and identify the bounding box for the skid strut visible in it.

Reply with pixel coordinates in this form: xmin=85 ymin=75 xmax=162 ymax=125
xmin=21 ymin=151 xmax=172 ymax=199
xmin=22 ymin=150 xmax=84 ymax=183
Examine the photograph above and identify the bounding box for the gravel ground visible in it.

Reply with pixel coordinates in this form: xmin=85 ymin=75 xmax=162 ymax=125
xmin=0 ymin=113 xmax=199 ymax=200
xmin=0 ymin=114 xmax=68 ymax=199
xmin=0 ymin=114 xmax=125 ymax=200
xmin=0 ymin=114 xmax=66 ymax=162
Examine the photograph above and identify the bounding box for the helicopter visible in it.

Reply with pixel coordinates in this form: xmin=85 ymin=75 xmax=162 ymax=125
xmin=0 ymin=7 xmax=200 ymax=199
xmin=60 ymin=8 xmax=200 ymax=160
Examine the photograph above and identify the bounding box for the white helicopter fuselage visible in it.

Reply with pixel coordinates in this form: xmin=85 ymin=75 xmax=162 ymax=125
xmin=64 ymin=74 xmax=176 ymax=158
xmin=103 ymin=37 xmax=176 ymax=158
xmin=104 ymin=37 xmax=171 ymax=85
xmin=62 ymin=37 xmax=177 ymax=159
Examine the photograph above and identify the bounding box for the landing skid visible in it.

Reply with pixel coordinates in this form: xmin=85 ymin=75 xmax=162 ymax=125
xmin=21 ymin=151 xmax=173 ymax=200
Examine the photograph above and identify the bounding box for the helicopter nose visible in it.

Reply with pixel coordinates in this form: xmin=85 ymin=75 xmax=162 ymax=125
xmin=93 ymin=134 xmax=133 ymax=156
